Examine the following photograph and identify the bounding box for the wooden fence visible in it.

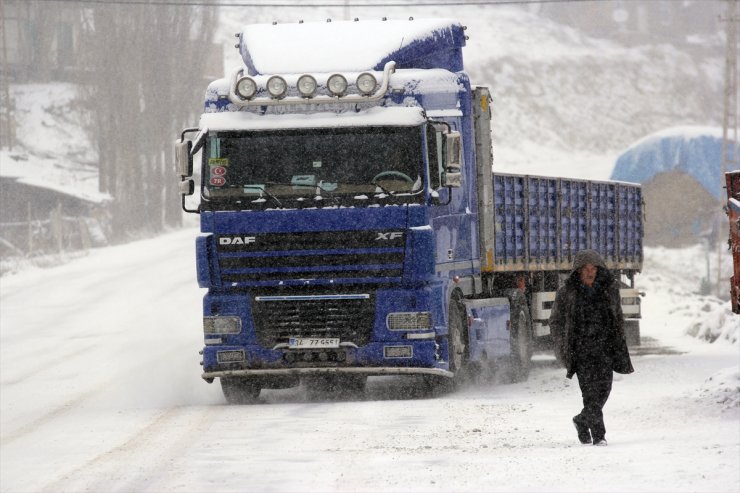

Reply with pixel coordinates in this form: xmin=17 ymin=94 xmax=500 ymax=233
xmin=0 ymin=204 xmax=107 ymax=257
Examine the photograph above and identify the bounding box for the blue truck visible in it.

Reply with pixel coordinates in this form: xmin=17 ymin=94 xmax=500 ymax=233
xmin=175 ymin=18 xmax=644 ymax=403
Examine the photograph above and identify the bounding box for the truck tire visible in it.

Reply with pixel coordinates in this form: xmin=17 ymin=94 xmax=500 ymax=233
xmin=220 ymin=377 xmax=261 ymax=404
xmin=508 ymin=304 xmax=533 ymax=382
xmin=624 ymin=319 xmax=641 ymax=346
xmin=424 ymin=296 xmax=467 ymax=394
xmin=447 ymin=296 xmax=467 ymax=376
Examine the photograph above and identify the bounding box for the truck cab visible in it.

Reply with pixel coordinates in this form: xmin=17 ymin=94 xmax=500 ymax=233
xmin=177 ymin=19 xmax=489 ymax=401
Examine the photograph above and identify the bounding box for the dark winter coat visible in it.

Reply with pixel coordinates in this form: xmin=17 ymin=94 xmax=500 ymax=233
xmin=548 ymin=250 xmax=635 ymax=379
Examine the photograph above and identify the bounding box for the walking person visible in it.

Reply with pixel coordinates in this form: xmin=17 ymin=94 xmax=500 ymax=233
xmin=549 ymin=250 xmax=634 ymax=446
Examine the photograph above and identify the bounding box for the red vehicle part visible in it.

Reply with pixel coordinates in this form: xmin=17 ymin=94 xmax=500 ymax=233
xmin=727 ymin=170 xmax=740 ymax=314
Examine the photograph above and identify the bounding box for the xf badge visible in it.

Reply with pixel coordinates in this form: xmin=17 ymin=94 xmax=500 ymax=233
xmin=375 ymin=232 xmax=403 ymax=240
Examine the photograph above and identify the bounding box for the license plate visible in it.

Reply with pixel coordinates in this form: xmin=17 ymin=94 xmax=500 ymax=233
xmin=288 ymin=337 xmax=340 ymax=349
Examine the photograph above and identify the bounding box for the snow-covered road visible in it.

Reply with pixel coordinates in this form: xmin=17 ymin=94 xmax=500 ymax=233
xmin=1 ymin=229 xmax=738 ymax=492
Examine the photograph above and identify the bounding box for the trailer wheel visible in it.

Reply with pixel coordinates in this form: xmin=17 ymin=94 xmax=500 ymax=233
xmin=220 ymin=377 xmax=261 ymax=404
xmin=509 ymin=304 xmax=533 ymax=382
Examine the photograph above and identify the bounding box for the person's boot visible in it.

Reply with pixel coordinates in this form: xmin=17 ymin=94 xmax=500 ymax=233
xmin=572 ymin=416 xmax=591 ymax=444
xmin=592 ymin=437 xmax=608 ymax=446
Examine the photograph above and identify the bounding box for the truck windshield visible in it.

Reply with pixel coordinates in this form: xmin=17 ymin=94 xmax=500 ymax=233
xmin=201 ymin=126 xmax=425 ymax=209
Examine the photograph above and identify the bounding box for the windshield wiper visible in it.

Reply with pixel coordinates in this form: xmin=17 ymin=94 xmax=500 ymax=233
xmin=371 ymin=180 xmax=396 ymax=198
xmin=243 ymin=185 xmax=282 ymax=208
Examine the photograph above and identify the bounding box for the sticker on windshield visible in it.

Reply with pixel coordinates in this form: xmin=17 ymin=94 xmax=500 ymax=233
xmin=312 ymin=160 xmax=322 ymax=168
xmin=209 ymin=160 xmax=227 ymax=187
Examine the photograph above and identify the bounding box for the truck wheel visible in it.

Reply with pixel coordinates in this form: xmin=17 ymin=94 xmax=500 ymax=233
xmin=624 ymin=320 xmax=641 ymax=346
xmin=448 ymin=296 xmax=470 ymax=388
xmin=220 ymin=377 xmax=261 ymax=404
xmin=448 ymin=297 xmax=466 ymax=373
xmin=423 ymin=296 xmax=467 ymax=394
xmin=509 ymin=305 xmax=533 ymax=382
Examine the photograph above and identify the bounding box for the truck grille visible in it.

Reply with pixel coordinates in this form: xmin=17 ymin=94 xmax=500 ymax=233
xmin=251 ymin=294 xmax=375 ymax=347
xmin=216 ymin=230 xmax=405 ymax=284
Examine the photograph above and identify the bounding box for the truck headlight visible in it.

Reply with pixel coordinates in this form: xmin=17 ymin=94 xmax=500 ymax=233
xmin=266 ymin=76 xmax=287 ymax=98
xmin=387 ymin=312 xmax=432 ymax=331
xmin=204 ymin=316 xmax=242 ymax=334
xmin=297 ymin=74 xmax=317 ymax=97
xmin=327 ymin=74 xmax=347 ymax=96
xmin=356 ymin=73 xmax=377 ymax=95
xmin=235 ymin=77 xmax=257 ymax=99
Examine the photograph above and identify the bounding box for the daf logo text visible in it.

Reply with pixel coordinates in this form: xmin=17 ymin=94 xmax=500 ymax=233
xmin=219 ymin=236 xmax=257 ymax=245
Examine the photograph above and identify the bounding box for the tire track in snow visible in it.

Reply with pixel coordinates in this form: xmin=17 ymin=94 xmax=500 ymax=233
xmin=0 ymin=341 xmax=199 ymax=447
xmin=0 ymin=381 xmax=110 ymax=446
xmin=38 ymin=406 xmax=218 ymax=493
xmin=0 ymin=343 xmax=97 ymax=386
xmin=36 ymin=408 xmax=180 ymax=493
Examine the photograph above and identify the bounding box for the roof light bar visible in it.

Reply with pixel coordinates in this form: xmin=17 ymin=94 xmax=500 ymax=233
xmin=227 ymin=60 xmax=396 ymax=107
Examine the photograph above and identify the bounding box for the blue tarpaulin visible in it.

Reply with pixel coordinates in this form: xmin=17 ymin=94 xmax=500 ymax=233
xmin=610 ymin=126 xmax=739 ymax=199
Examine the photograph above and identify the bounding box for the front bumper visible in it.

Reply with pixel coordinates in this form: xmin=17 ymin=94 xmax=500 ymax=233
xmin=202 ymin=366 xmax=453 ymax=380
xmin=202 ymin=337 xmax=451 ymax=381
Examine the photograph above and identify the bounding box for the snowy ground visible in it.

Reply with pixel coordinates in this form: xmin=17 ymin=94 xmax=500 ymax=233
xmin=1 ymin=228 xmax=738 ymax=493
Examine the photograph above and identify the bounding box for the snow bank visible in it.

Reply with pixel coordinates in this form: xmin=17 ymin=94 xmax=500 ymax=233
xmin=641 ymin=244 xmax=739 ymax=348
xmin=684 ymin=300 xmax=739 ymax=345
xmin=689 ymin=366 xmax=740 ymax=413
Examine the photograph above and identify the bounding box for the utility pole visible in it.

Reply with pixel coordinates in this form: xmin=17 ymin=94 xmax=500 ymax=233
xmin=720 ymin=0 xmax=739 ymax=296
xmin=0 ymin=0 xmax=15 ymax=150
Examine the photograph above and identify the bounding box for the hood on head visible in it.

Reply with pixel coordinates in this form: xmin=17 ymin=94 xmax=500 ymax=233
xmin=567 ymin=249 xmax=613 ymax=287
xmin=570 ymin=249 xmax=607 ymax=274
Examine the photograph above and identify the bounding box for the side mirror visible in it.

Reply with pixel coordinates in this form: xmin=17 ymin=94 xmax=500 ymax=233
xmin=179 ymin=179 xmax=195 ymax=196
xmin=176 ymin=127 xmax=202 ymax=214
xmin=442 ymin=169 xmax=462 ymax=188
xmin=191 ymin=127 xmax=208 ymax=156
xmin=442 ymin=131 xmax=462 ymax=188
xmin=175 ymin=139 xmax=193 ymax=177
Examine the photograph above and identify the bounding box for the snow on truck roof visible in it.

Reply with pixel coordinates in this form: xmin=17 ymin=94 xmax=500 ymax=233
xmin=199 ymin=106 xmax=426 ymax=131
xmin=238 ymin=18 xmax=466 ymax=75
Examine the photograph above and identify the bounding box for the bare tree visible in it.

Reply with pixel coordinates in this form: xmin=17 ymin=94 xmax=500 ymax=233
xmin=78 ymin=3 xmax=218 ymax=239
